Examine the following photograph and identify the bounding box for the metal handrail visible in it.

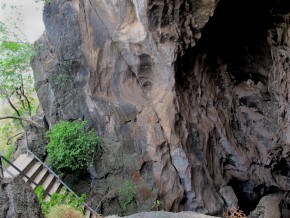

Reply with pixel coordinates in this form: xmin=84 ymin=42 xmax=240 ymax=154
xmin=27 ymin=150 xmax=73 ymax=192
xmin=26 ymin=150 xmax=99 ymax=216
xmin=0 ymin=154 xmax=51 ymax=197
xmin=0 ymin=156 xmax=3 ymax=177
xmin=2 ymin=167 xmax=14 ymax=177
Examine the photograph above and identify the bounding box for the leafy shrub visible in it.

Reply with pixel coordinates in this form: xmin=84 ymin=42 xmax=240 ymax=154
xmin=47 ymin=205 xmax=83 ymax=218
xmin=35 ymin=186 xmax=86 ymax=216
xmin=46 ymin=120 xmax=101 ymax=174
xmin=118 ymin=180 xmax=137 ymax=213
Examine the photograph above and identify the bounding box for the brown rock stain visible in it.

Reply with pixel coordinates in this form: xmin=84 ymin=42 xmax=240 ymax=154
xmin=132 ymin=171 xmax=142 ymax=184
xmin=139 ymin=186 xmax=153 ymax=201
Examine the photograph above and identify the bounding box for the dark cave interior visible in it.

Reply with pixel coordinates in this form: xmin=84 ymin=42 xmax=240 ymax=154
xmin=176 ymin=0 xmax=290 ymax=215
xmin=228 ymin=178 xmax=281 ymax=214
xmin=176 ymin=0 xmax=284 ymax=87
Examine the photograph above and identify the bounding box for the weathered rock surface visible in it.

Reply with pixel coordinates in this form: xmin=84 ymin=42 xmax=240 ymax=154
xmin=248 ymin=194 xmax=282 ymax=218
xmin=32 ymin=0 xmax=290 ymax=216
xmin=107 ymin=211 xmax=217 ymax=218
xmin=0 ymin=176 xmax=44 ymax=218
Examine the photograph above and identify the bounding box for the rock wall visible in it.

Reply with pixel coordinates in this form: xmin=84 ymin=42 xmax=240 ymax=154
xmin=32 ymin=0 xmax=290 ymax=216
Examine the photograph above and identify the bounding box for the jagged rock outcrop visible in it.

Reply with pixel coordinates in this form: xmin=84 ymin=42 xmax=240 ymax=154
xmin=0 ymin=176 xmax=44 ymax=218
xmin=32 ymin=0 xmax=290 ymax=216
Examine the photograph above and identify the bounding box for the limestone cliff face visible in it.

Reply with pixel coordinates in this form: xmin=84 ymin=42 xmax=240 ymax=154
xmin=32 ymin=0 xmax=290 ymax=216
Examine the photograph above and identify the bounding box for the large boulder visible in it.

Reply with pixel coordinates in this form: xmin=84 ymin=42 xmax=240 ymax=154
xmin=0 ymin=176 xmax=44 ymax=218
xmin=248 ymin=194 xmax=282 ymax=218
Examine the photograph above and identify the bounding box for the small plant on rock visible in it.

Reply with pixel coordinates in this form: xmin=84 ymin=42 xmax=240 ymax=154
xmin=46 ymin=120 xmax=101 ymax=175
xmin=151 ymin=199 xmax=162 ymax=211
xmin=35 ymin=186 xmax=86 ymax=216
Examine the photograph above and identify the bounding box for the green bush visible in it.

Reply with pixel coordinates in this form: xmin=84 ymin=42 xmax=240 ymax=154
xmin=46 ymin=120 xmax=101 ymax=174
xmin=47 ymin=205 xmax=84 ymax=218
xmin=35 ymin=186 xmax=86 ymax=216
xmin=118 ymin=180 xmax=137 ymax=213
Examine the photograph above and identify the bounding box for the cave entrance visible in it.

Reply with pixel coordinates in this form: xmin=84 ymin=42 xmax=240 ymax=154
xmin=228 ymin=179 xmax=260 ymax=215
xmin=228 ymin=178 xmax=281 ymax=215
xmin=176 ymin=0 xmax=287 ymax=87
xmin=175 ymin=0 xmax=290 ymax=214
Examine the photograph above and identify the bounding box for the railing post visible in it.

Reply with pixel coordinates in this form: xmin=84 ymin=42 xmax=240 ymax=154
xmin=24 ymin=130 xmax=28 ymax=155
xmin=0 ymin=156 xmax=4 ymax=177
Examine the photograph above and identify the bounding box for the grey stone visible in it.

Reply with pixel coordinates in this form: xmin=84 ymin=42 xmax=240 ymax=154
xmin=219 ymin=186 xmax=238 ymax=209
xmin=0 ymin=176 xmax=44 ymax=218
xmin=248 ymin=194 xmax=282 ymax=218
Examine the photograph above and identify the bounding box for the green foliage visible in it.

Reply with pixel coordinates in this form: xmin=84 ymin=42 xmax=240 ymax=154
xmin=47 ymin=205 xmax=84 ymax=218
xmin=3 ymin=145 xmax=15 ymax=161
xmin=35 ymin=186 xmax=86 ymax=216
xmin=151 ymin=200 xmax=163 ymax=211
xmin=1 ymin=144 xmax=15 ymax=167
xmin=45 ymin=0 xmax=52 ymax=5
xmin=118 ymin=180 xmax=137 ymax=213
xmin=0 ymin=103 xmax=22 ymax=163
xmin=0 ymin=6 xmax=39 ymax=163
xmin=0 ymin=21 xmax=36 ymax=114
xmin=46 ymin=120 xmax=101 ymax=174
xmin=0 ymin=117 xmax=20 ymax=143
xmin=0 ymin=19 xmax=39 ymax=161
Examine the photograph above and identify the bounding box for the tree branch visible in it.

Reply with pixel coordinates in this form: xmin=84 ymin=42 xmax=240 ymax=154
xmin=7 ymin=132 xmax=23 ymax=145
xmin=20 ymin=86 xmax=32 ymax=116
xmin=0 ymin=116 xmax=45 ymax=129
xmin=16 ymin=88 xmax=27 ymax=112
xmin=6 ymin=95 xmax=25 ymax=128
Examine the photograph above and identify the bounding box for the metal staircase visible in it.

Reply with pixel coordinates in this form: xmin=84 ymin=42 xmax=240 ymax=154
xmin=0 ymin=150 xmax=98 ymax=218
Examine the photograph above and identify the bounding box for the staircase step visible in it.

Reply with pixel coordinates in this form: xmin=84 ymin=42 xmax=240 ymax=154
xmin=44 ymin=180 xmax=62 ymax=202
xmin=4 ymin=154 xmax=34 ymax=178
xmin=31 ymin=168 xmax=49 ymax=189
xmin=85 ymin=209 xmax=90 ymax=218
xmin=42 ymin=173 xmax=55 ymax=192
xmin=49 ymin=180 xmax=62 ymax=195
xmin=3 ymin=153 xmax=99 ymax=216
xmin=23 ymin=162 xmax=42 ymax=182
